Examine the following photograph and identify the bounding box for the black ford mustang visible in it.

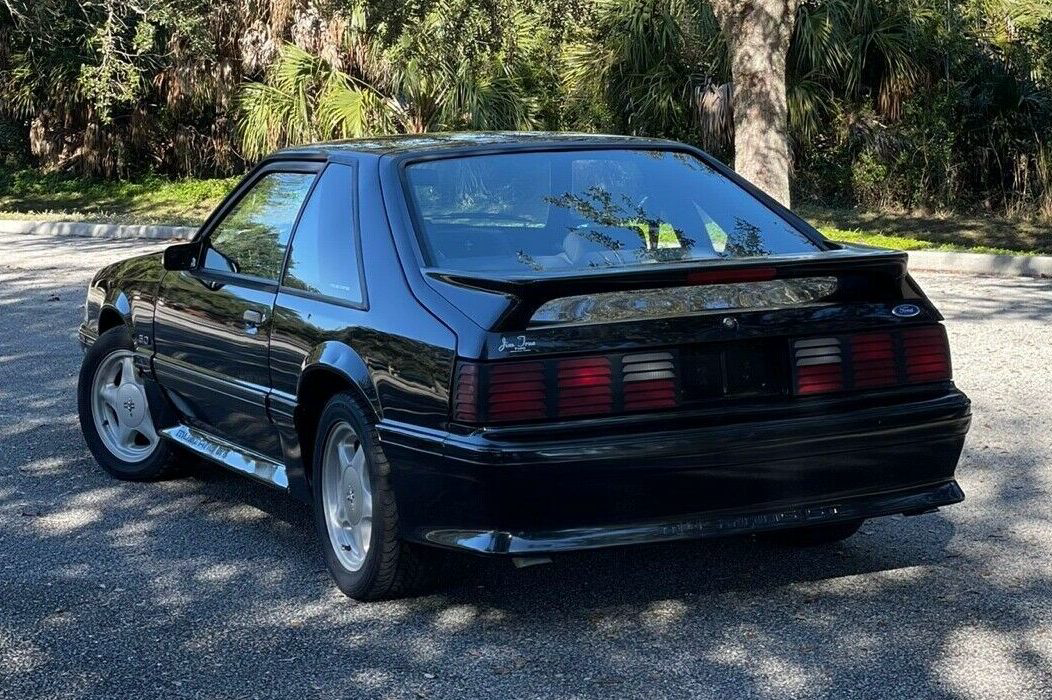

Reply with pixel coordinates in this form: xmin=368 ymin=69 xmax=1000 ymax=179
xmin=77 ymin=133 xmax=971 ymax=599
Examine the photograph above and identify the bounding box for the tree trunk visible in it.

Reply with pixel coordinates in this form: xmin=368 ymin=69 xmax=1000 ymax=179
xmin=709 ymin=0 xmax=799 ymax=207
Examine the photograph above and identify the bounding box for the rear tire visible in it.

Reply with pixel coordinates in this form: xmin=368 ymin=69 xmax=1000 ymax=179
xmin=77 ymin=326 xmax=181 ymax=481
xmin=763 ymin=519 xmax=863 ymax=546
xmin=311 ymin=393 xmax=443 ymax=600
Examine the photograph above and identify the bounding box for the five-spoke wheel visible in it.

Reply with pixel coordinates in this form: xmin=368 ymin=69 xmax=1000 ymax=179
xmin=78 ymin=325 xmax=179 ymax=480
xmin=321 ymin=421 xmax=373 ymax=572
xmin=90 ymin=349 xmax=160 ymax=462
xmin=311 ymin=393 xmax=443 ymax=599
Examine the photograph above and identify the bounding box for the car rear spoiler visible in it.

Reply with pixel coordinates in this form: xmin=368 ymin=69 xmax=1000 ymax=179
xmin=425 ymin=246 xmax=915 ymax=331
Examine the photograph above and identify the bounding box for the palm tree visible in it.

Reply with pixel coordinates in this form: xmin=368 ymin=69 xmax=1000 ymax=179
xmin=237 ymin=1 xmax=540 ymax=157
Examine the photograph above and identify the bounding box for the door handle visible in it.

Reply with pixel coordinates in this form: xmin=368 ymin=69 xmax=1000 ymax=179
xmin=242 ymin=309 xmax=265 ymax=326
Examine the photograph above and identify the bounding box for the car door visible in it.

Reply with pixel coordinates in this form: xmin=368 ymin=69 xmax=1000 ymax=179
xmin=153 ymin=162 xmax=321 ymax=459
xmin=265 ymin=161 xmax=370 ymax=485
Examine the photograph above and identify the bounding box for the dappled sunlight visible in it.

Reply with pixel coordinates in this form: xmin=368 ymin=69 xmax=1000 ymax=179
xmin=0 ymin=629 xmax=50 ymax=675
xmin=432 ymin=603 xmax=481 ymax=632
xmin=938 ymin=625 xmax=1052 ymax=699
xmin=30 ymin=506 xmax=103 ymax=536
xmin=787 ymin=561 xmax=934 ymax=598
xmin=348 ymin=668 xmax=398 ymax=693
xmin=705 ymin=640 xmax=820 ymax=696
xmin=199 ymin=504 xmax=272 ymax=525
xmin=639 ymin=599 xmax=690 ymax=633
xmin=2 ymin=233 xmax=1052 ymax=696
xmin=67 ymin=485 xmax=127 ymax=507
xmin=106 ymin=517 xmax=157 ymax=546
xmin=194 ymin=562 xmax=252 ymax=585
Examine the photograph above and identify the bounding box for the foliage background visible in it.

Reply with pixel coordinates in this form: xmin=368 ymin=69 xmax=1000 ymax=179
xmin=0 ymin=0 xmax=1049 ymax=218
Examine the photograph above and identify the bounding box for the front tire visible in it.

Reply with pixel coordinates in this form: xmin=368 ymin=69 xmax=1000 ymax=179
xmin=311 ymin=393 xmax=441 ymax=600
xmin=77 ymin=326 xmax=180 ymax=480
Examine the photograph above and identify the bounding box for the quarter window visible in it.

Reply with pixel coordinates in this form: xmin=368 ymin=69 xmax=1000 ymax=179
xmin=282 ymin=163 xmax=363 ymax=303
xmin=203 ymin=172 xmax=316 ymax=280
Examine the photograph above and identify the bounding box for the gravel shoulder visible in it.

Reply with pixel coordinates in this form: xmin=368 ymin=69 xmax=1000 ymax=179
xmin=1 ymin=230 xmax=1051 ymax=699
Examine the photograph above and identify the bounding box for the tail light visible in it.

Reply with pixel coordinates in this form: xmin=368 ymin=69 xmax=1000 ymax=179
xmin=850 ymin=332 xmax=897 ymax=388
xmin=486 ymin=361 xmax=546 ymax=422
xmin=557 ymin=356 xmax=613 ymax=417
xmin=622 ymin=352 xmax=677 ymax=410
xmin=793 ymin=338 xmax=844 ymax=395
xmin=452 ymin=363 xmax=479 ymax=422
xmin=902 ymin=326 xmax=952 ymax=382
xmin=793 ymin=324 xmax=951 ymax=396
xmin=453 ymin=324 xmax=953 ymax=424
xmin=452 ymin=353 xmax=680 ymax=424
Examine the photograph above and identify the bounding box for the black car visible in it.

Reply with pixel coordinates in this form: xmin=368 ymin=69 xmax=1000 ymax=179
xmin=77 ymin=132 xmax=971 ymax=599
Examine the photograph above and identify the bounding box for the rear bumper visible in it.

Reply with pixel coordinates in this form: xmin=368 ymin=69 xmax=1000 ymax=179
xmin=378 ymin=388 xmax=971 ymax=554
xmin=423 ymin=481 xmax=964 ymax=554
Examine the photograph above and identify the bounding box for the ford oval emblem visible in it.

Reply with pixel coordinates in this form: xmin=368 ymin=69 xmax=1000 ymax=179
xmin=892 ymin=303 xmax=921 ymax=318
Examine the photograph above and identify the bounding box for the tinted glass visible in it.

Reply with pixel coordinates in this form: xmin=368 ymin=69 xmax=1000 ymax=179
xmin=405 ymin=150 xmax=822 ymax=274
xmin=282 ymin=163 xmax=362 ymax=303
xmin=203 ymin=172 xmax=315 ymax=280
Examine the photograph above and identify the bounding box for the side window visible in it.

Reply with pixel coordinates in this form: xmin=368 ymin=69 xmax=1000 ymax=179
xmin=203 ymin=172 xmax=316 ymax=280
xmin=282 ymin=163 xmax=363 ymax=304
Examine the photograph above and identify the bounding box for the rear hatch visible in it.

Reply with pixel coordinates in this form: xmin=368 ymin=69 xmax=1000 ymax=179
xmin=397 ymin=146 xmax=951 ymax=428
xmin=426 ymin=248 xmax=952 ymax=426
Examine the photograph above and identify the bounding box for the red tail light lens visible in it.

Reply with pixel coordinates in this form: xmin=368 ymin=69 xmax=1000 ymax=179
xmin=452 ymin=363 xmax=479 ymax=423
xmin=794 ymin=324 xmax=952 ymax=396
xmin=557 ymin=356 xmax=613 ymax=417
xmin=452 ymin=325 xmax=952 ymax=423
xmin=451 ymin=352 xmax=679 ymax=425
xmin=487 ymin=362 xmax=546 ymax=422
xmin=903 ymin=326 xmax=951 ymax=382
xmin=850 ymin=332 xmax=896 ymax=388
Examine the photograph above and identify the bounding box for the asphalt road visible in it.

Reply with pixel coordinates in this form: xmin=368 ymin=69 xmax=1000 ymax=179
xmin=2 ymin=230 xmax=1051 ymax=699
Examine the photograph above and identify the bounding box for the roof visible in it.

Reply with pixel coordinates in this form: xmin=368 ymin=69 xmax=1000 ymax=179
xmin=272 ymin=131 xmax=681 ymax=158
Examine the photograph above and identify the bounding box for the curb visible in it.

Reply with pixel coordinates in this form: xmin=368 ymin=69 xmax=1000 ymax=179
xmin=0 ymin=219 xmax=195 ymax=240
xmin=907 ymin=250 xmax=1052 ymax=279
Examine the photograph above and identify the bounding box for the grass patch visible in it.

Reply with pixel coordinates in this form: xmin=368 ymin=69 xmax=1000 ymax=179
xmin=0 ymin=168 xmax=238 ymax=227
xmin=800 ymin=204 xmax=1051 ymax=255
xmin=815 ymin=226 xmax=1036 ymax=256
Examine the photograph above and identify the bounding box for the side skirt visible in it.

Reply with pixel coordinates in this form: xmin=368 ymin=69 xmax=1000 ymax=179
xmin=160 ymin=424 xmax=290 ymax=490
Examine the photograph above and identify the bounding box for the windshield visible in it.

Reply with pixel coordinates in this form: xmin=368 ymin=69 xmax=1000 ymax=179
xmin=404 ymin=149 xmax=823 ymax=274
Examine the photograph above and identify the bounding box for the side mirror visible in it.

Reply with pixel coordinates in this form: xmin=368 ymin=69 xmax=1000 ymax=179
xmin=162 ymin=241 xmax=200 ymax=271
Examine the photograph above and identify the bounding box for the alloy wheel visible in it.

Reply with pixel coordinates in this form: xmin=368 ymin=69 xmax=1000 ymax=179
xmin=321 ymin=421 xmax=373 ymax=572
xmin=90 ymin=350 xmax=160 ymax=463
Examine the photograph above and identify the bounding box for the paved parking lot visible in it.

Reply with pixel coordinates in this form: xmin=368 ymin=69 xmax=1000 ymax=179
xmin=2 ymin=230 xmax=1051 ymax=699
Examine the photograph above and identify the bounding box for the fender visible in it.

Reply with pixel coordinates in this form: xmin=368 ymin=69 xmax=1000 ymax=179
xmin=100 ymin=291 xmax=132 ymax=325
xmin=100 ymin=288 xmax=156 ymax=354
xmin=81 ymin=251 xmax=166 ymax=351
xmin=271 ymin=341 xmax=379 ymax=503
xmin=298 ymin=340 xmax=380 ymax=420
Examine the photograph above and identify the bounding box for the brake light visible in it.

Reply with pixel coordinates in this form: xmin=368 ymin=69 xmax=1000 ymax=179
xmin=452 ymin=325 xmax=952 ymax=423
xmin=452 ymin=363 xmax=479 ymax=423
xmin=902 ymin=326 xmax=951 ymax=382
xmin=793 ymin=325 xmax=952 ymax=396
xmin=453 ymin=352 xmax=680 ymax=424
xmin=850 ymin=332 xmax=896 ymax=388
xmin=557 ymin=356 xmax=613 ymax=417
xmin=487 ymin=361 xmax=546 ymax=422
xmin=686 ymin=266 xmax=777 ymax=285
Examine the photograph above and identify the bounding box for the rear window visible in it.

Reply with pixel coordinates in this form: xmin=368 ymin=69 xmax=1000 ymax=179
xmin=404 ymin=149 xmax=822 ymax=274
